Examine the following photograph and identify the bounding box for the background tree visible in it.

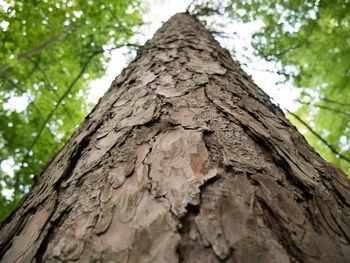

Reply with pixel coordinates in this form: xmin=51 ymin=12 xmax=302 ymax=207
xmin=0 ymin=13 xmax=349 ymax=263
xmin=223 ymin=0 xmax=350 ymax=175
xmin=0 ymin=0 xmax=143 ymax=220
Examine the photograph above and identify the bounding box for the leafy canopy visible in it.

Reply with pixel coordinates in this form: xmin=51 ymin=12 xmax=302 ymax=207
xmin=0 ymin=0 xmax=143 ymax=221
xmin=225 ymin=0 xmax=350 ymax=175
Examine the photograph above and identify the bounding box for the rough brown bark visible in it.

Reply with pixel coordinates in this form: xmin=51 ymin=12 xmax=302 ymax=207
xmin=1 ymin=13 xmax=350 ymax=263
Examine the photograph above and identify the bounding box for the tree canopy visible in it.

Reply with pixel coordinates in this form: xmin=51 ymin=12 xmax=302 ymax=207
xmin=0 ymin=0 xmax=143 ymax=221
xmin=224 ymin=0 xmax=350 ymax=175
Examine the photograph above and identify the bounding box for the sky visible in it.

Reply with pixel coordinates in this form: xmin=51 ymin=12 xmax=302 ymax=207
xmin=88 ymin=0 xmax=300 ymax=112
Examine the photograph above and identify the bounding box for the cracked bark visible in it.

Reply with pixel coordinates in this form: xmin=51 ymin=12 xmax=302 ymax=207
xmin=1 ymin=13 xmax=350 ymax=263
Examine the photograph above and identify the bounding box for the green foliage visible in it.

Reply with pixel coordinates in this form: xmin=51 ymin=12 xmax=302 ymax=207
xmin=225 ymin=0 xmax=350 ymax=175
xmin=0 ymin=0 xmax=143 ymax=221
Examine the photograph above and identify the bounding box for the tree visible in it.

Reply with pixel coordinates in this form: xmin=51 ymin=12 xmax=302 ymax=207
xmin=0 ymin=0 xmax=143 ymax=219
xmin=224 ymin=0 xmax=350 ymax=175
xmin=1 ymin=12 xmax=350 ymax=263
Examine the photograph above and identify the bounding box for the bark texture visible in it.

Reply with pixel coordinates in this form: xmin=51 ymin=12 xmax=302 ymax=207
xmin=1 ymin=13 xmax=350 ymax=263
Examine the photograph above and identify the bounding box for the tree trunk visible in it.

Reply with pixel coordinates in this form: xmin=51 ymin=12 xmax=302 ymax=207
xmin=1 ymin=13 xmax=350 ymax=263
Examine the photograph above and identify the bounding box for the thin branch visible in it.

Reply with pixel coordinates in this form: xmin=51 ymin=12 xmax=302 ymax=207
xmin=300 ymin=91 xmax=350 ymax=107
xmin=5 ymin=75 xmax=59 ymax=152
xmin=96 ymin=0 xmax=135 ymax=36
xmin=1 ymin=60 xmax=38 ymax=93
xmin=1 ymin=35 xmax=61 ymax=72
xmin=258 ymin=45 xmax=301 ymax=62
xmin=211 ymin=31 xmax=239 ymax=38
xmin=321 ymin=98 xmax=350 ymax=107
xmin=1 ymin=25 xmax=77 ymax=72
xmin=186 ymin=0 xmax=197 ymax=13
xmin=298 ymin=100 xmax=350 ymax=118
xmin=237 ymin=53 xmax=254 ymax=64
xmin=287 ymin=110 xmax=350 ymax=164
xmin=27 ymin=56 xmax=77 ymax=125
xmin=240 ymin=62 xmax=291 ymax=77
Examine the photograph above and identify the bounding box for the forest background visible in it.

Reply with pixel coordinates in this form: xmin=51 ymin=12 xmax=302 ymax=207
xmin=0 ymin=0 xmax=349 ymax=221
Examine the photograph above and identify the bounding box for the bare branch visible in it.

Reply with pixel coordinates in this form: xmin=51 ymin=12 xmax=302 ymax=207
xmin=240 ymin=62 xmax=291 ymax=78
xmin=186 ymin=0 xmax=197 ymax=13
xmin=210 ymin=31 xmax=239 ymax=38
xmin=258 ymin=45 xmax=301 ymax=62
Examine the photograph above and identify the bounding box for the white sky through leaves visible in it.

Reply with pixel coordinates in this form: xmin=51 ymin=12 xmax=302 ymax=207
xmin=88 ymin=0 xmax=299 ymax=111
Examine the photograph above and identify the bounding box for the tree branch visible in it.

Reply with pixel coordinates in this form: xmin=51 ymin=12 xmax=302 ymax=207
xmin=287 ymin=110 xmax=350 ymax=164
xmin=186 ymin=0 xmax=197 ymax=13
xmin=258 ymin=45 xmax=301 ymax=62
xmin=27 ymin=56 xmax=77 ymax=125
xmin=298 ymin=100 xmax=350 ymax=118
xmin=240 ymin=61 xmax=291 ymax=78
xmin=300 ymin=91 xmax=350 ymax=107
xmin=5 ymin=76 xmax=59 ymax=152
xmin=1 ymin=25 xmax=78 ymax=73
xmin=321 ymin=98 xmax=350 ymax=107
xmin=96 ymin=0 xmax=136 ymax=36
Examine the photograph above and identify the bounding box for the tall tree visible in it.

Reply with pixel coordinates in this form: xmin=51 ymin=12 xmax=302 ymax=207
xmin=1 ymin=13 xmax=349 ymax=263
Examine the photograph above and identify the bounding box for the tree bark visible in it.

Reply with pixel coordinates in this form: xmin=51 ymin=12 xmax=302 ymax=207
xmin=1 ymin=13 xmax=350 ymax=263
